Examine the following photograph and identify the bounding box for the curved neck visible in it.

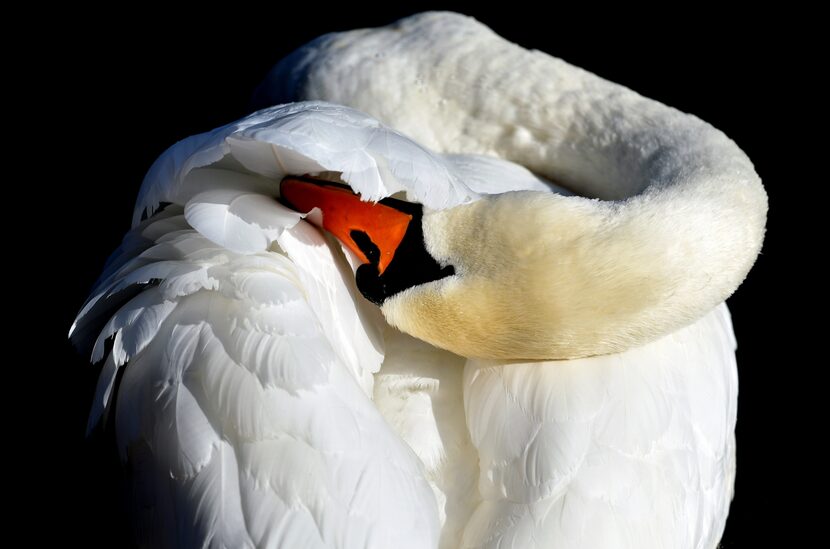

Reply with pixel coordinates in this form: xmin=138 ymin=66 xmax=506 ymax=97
xmin=269 ymin=12 xmax=767 ymax=356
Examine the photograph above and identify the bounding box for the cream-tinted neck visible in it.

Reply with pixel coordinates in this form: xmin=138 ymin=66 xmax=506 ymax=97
xmin=382 ymin=178 xmax=764 ymax=359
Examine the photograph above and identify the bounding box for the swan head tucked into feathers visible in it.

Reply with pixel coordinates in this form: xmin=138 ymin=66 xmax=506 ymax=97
xmin=280 ymin=175 xmax=618 ymax=360
xmin=279 ymin=170 xmax=761 ymax=361
xmin=126 ymin=13 xmax=766 ymax=362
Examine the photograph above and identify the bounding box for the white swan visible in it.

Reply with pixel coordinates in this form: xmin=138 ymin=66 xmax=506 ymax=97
xmin=71 ymin=12 xmax=766 ymax=549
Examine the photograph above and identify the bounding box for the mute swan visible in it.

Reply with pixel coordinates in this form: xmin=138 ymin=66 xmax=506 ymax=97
xmin=71 ymin=12 xmax=766 ymax=549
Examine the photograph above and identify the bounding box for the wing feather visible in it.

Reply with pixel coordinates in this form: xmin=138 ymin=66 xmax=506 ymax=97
xmin=133 ymin=102 xmax=564 ymax=229
xmin=76 ymin=220 xmax=440 ymax=547
xmin=460 ymin=304 xmax=738 ymax=549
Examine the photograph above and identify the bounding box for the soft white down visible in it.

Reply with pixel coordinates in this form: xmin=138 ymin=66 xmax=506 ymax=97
xmin=72 ymin=12 xmax=766 ymax=549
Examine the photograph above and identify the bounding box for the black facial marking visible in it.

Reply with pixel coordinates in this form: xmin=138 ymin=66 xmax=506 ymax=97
xmin=279 ymin=175 xmax=455 ymax=306
xmin=354 ymin=201 xmax=455 ymax=306
xmin=350 ymin=230 xmax=380 ymax=264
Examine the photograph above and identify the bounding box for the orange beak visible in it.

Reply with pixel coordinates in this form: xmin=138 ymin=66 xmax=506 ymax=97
xmin=280 ymin=176 xmax=413 ymax=275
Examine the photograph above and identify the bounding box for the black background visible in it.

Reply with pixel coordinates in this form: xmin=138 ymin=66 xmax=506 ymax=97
xmin=28 ymin=4 xmax=808 ymax=547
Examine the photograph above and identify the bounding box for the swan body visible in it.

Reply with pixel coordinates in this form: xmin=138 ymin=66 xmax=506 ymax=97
xmin=71 ymin=12 xmax=765 ymax=549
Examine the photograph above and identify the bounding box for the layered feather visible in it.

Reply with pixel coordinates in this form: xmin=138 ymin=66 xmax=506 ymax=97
xmin=74 ymin=216 xmax=440 ymax=548
xmin=134 ymin=102 xmax=566 ymax=231
xmin=460 ymin=304 xmax=737 ymax=548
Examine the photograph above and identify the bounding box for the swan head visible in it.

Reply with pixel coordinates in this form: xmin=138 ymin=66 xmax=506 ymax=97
xmin=280 ymin=174 xmax=708 ymax=361
xmin=280 ymin=175 xmax=456 ymax=304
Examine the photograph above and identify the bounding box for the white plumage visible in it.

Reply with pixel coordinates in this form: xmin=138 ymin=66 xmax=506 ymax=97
xmin=77 ymin=206 xmax=440 ymax=548
xmin=71 ymin=12 xmax=765 ymax=549
xmin=460 ymin=305 xmax=737 ymax=548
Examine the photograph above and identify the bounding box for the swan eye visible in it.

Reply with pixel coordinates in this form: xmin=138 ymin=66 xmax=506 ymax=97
xmin=350 ymin=230 xmax=381 ymax=264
